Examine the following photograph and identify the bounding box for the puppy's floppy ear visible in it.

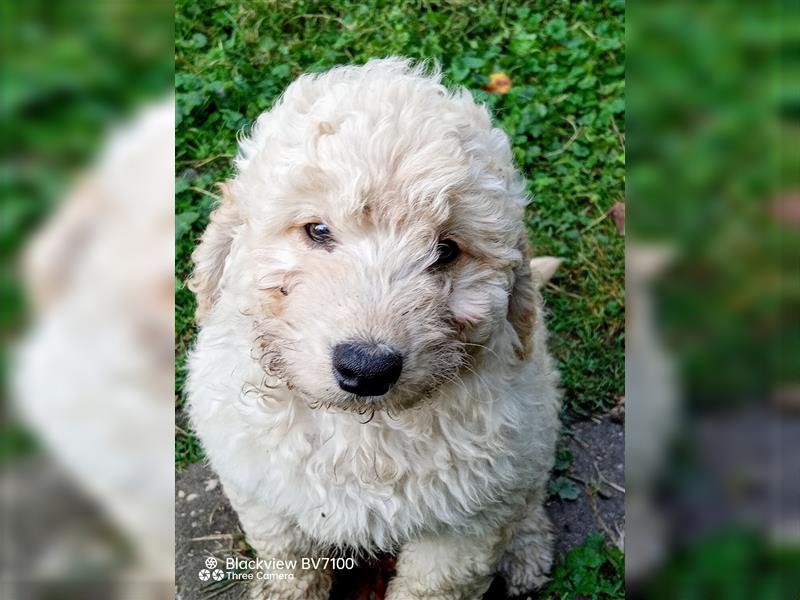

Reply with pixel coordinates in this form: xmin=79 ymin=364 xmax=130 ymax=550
xmin=507 ymin=234 xmax=537 ymax=360
xmin=188 ymin=182 xmax=241 ymax=324
xmin=530 ymin=256 xmax=563 ymax=290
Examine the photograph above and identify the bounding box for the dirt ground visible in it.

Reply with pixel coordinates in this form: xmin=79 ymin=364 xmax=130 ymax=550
xmin=175 ymin=417 xmax=624 ymax=600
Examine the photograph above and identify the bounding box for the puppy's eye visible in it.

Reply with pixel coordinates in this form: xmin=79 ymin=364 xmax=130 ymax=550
xmin=304 ymin=223 xmax=334 ymax=246
xmin=432 ymin=239 xmax=460 ymax=267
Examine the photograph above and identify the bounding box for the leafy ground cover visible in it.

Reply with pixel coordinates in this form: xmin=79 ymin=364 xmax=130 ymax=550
xmin=544 ymin=533 xmax=625 ymax=600
xmin=175 ymin=0 xmax=625 ymax=467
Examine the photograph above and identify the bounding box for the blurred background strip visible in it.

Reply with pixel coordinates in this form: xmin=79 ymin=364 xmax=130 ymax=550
xmin=1 ymin=1 xmax=174 ymax=598
xmin=627 ymin=0 xmax=800 ymax=597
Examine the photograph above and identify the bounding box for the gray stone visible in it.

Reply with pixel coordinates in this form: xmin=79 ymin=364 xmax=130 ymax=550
xmin=546 ymin=418 xmax=625 ymax=558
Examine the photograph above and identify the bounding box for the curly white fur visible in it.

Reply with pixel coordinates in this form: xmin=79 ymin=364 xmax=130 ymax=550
xmin=187 ymin=58 xmax=561 ymax=599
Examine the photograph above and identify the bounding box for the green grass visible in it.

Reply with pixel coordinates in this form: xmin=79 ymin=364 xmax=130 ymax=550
xmin=175 ymin=0 xmax=625 ymax=466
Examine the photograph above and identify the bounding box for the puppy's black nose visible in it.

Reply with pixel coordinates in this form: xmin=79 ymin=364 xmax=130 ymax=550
xmin=332 ymin=342 xmax=403 ymax=397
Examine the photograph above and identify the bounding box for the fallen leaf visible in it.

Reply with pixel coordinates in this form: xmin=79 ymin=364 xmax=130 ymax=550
xmin=771 ymin=386 xmax=800 ymax=413
xmin=485 ymin=72 xmax=512 ymax=94
xmin=609 ymin=396 xmax=625 ymax=423
xmin=770 ymin=192 xmax=800 ymax=226
xmin=607 ymin=202 xmax=625 ymax=235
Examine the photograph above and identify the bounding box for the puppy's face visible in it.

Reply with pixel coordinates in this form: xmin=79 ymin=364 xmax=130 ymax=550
xmin=192 ymin=62 xmax=536 ymax=413
xmin=246 ymin=194 xmax=526 ymax=413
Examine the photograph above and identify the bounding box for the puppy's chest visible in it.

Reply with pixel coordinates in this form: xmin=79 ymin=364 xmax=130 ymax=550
xmin=262 ymin=417 xmax=518 ymax=548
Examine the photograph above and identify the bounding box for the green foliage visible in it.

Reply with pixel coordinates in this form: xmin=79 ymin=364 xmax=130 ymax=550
xmin=2 ymin=0 xmax=173 ymax=335
xmin=549 ymin=476 xmax=581 ymax=501
xmin=544 ymin=533 xmax=625 ymax=599
xmin=0 ymin=422 xmax=38 ymax=464
xmin=175 ymin=0 xmax=625 ymax=465
xmin=627 ymin=3 xmax=799 ymax=404
xmin=548 ymin=445 xmax=580 ymax=501
xmin=1 ymin=1 xmax=172 ymax=461
xmin=647 ymin=529 xmax=800 ymax=600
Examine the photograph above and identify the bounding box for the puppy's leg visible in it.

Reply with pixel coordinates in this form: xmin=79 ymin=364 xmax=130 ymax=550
xmin=385 ymin=528 xmax=510 ymax=600
xmin=497 ymin=496 xmax=554 ymax=595
xmin=226 ymin=488 xmax=331 ymax=600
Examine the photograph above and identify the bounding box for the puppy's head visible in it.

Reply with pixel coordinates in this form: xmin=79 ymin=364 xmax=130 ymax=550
xmin=190 ymin=59 xmax=537 ymax=413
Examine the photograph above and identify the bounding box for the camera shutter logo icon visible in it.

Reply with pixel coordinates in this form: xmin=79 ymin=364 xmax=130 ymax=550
xmin=199 ymin=556 xmax=223 ymax=581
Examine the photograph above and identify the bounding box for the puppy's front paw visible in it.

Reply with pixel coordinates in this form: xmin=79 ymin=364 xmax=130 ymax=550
xmin=498 ymin=506 xmax=554 ymax=595
xmin=384 ymin=587 xmax=453 ymax=600
xmin=246 ymin=570 xmax=331 ymax=600
xmin=386 ymin=576 xmax=491 ymax=600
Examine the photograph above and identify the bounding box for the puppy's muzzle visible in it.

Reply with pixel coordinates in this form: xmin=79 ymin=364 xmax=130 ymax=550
xmin=332 ymin=342 xmax=403 ymax=397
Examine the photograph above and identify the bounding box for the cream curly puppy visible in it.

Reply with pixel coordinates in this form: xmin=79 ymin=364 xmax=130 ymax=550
xmin=187 ymin=58 xmax=561 ymax=599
